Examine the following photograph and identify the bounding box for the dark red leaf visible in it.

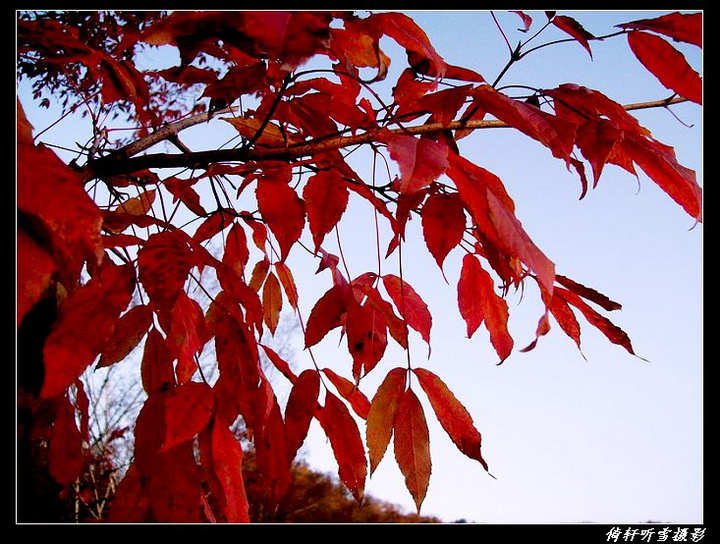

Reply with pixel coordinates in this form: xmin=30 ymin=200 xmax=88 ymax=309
xmin=222 ymin=222 xmax=250 ymax=277
xmin=555 ymin=274 xmax=622 ymax=312
xmin=259 ymin=344 xmax=298 ymax=384
xmin=552 ymin=15 xmax=595 ymax=58
xmin=170 ymin=292 xmax=208 ymax=383
xmin=284 ymin=369 xmax=320 ymax=463
xmin=98 ymin=303 xmax=153 ymax=368
xmin=17 ymin=228 xmax=56 ymax=328
xmin=346 ymin=299 xmax=388 ymax=381
xmin=42 ymin=262 xmax=135 ymax=398
xmin=161 ymin=381 xmax=214 ymax=452
xmin=49 ymin=394 xmax=85 ymax=486
xmin=138 ymin=230 xmax=195 ymax=313
xmin=141 ymin=327 xmax=176 ymax=394
xmin=206 ymin=418 xmax=250 ymax=522
xmin=304 ymin=284 xmax=349 ymax=348
xmin=618 ymin=12 xmax=702 ymax=47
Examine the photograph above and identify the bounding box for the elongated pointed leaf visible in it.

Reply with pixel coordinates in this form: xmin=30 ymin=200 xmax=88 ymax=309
xmin=207 ymin=418 xmax=250 ymax=522
xmin=382 ymin=274 xmax=432 ymax=345
xmin=138 ymin=230 xmax=195 ymax=312
xmin=618 ymin=12 xmax=702 ymax=47
xmin=98 ymin=303 xmax=153 ymax=368
xmin=322 ymin=368 xmax=371 ymax=419
xmin=626 ymin=31 xmax=702 ymax=104
xmin=380 ymin=131 xmax=449 ymax=194
xmin=552 ymin=15 xmax=595 ymax=58
xmin=457 ymin=254 xmax=513 ymax=363
xmin=304 ymin=284 xmax=349 ymax=348
xmin=318 ymin=392 xmax=367 ymax=502
xmin=284 ymin=369 xmax=320 ymax=463
xmin=256 ymin=168 xmax=306 ymax=261
xmin=262 ymin=270 xmax=283 ymax=334
xmin=413 ymin=368 xmax=488 ymax=471
xmin=367 ymin=367 xmax=407 ymax=474
xmin=170 ymin=292 xmax=208 ymax=383
xmin=394 ymin=388 xmax=431 ymax=513
xmin=49 ymin=394 xmax=85 ymax=486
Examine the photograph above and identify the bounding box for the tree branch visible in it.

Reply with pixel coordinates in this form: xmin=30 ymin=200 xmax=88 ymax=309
xmin=84 ymin=96 xmax=689 ymax=178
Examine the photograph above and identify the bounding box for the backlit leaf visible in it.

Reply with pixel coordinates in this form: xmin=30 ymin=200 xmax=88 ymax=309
xmin=626 ymin=31 xmax=702 ymax=104
xmin=322 ymin=368 xmax=371 ymax=419
xmin=382 ymin=274 xmax=432 ymax=346
xmin=413 ymin=368 xmax=488 ymax=471
xmin=98 ymin=303 xmax=153 ymax=368
xmin=262 ymin=270 xmax=283 ymax=334
xmin=317 ymin=392 xmax=367 ymax=502
xmin=366 ymin=367 xmax=407 ymax=474
xmin=380 ymin=131 xmax=449 ymax=194
xmin=304 ymin=284 xmax=349 ymax=348
xmin=421 ymin=192 xmax=466 ymax=272
xmin=284 ymin=369 xmax=320 ymax=463
xmin=393 ymin=388 xmax=431 ymax=512
xmin=206 ymin=418 xmax=250 ymax=522
xmin=618 ymin=12 xmax=702 ymax=47
xmin=552 ymin=15 xmax=595 ymax=58
xmin=256 ymin=168 xmax=306 ymax=261
xmin=303 ymin=170 xmax=350 ymax=251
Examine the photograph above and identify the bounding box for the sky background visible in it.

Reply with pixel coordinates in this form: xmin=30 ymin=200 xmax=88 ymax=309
xmin=18 ymin=10 xmax=703 ymax=525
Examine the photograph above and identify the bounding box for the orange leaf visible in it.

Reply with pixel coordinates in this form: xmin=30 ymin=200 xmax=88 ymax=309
xmin=274 ymin=261 xmax=299 ymax=310
xmin=262 ymin=270 xmax=283 ymax=334
xmin=413 ymin=368 xmax=488 ymax=471
xmin=317 ymin=392 xmax=367 ymax=502
xmin=366 ymin=367 xmax=407 ymax=474
xmin=626 ymin=31 xmax=702 ymax=104
xmin=393 ymin=388 xmax=431 ymax=513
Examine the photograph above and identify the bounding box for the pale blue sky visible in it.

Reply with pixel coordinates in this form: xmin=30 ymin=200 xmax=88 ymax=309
xmin=17 ymin=10 xmax=702 ymax=524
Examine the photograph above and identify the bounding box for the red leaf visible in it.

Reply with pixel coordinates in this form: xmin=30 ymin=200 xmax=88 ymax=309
xmin=511 ymin=11 xmax=533 ymax=32
xmin=284 ymin=369 xmax=320 ymax=463
xmin=393 ymin=388 xmax=431 ymax=513
xmin=49 ymin=394 xmax=85 ymax=486
xmin=382 ymin=274 xmax=432 ymax=346
xmin=556 ymin=287 xmax=637 ymax=357
xmin=413 ymin=368 xmax=488 ymax=471
xmin=260 ymin=344 xmax=297 ymax=384
xmin=206 ymin=418 xmax=250 ymax=522
xmin=575 ymin=118 xmax=624 ymax=186
xmin=366 ymin=367 xmax=407 ymax=474
xmin=138 ymin=230 xmax=195 ymax=313
xmin=380 ymin=131 xmax=449 ymax=194
xmin=164 ymin=176 xmax=208 ymax=217
xmin=222 ymin=222 xmax=250 ymax=277
xmin=262 ymin=270 xmax=283 ymax=334
xmin=552 ymin=15 xmax=595 ymax=58
xmin=141 ymin=328 xmax=176 ymax=394
xmin=17 ymin=101 xmax=103 ymax=284
xmin=17 ymin=228 xmax=56 ymax=328
xmin=317 ymin=392 xmax=367 ymax=502
xmin=192 ymin=210 xmax=234 ymax=243
xmin=42 ymin=262 xmax=135 ymax=398
xmin=170 ymin=292 xmax=208 ymax=383
xmin=304 ymin=284 xmax=349 ymax=348
xmin=457 ymin=254 xmax=514 ymax=363
xmin=373 ymin=12 xmax=446 ymax=78
xmin=302 ymin=170 xmax=350 ymax=251
xmin=421 ymin=192 xmax=466 ymax=272
xmin=346 ymin=299 xmax=388 ymax=381
xmin=621 ymin=133 xmax=702 ymax=222
xmin=555 ymin=274 xmax=622 ymax=312
xmin=471 ymin=85 xmax=577 ymax=162
xmin=98 ymin=303 xmax=153 ymax=368
xmin=161 ymin=381 xmax=214 ymax=452
xmin=626 ymin=31 xmax=702 ymax=104
xmin=548 ymin=291 xmax=582 ymax=351
xmin=617 ymin=12 xmax=702 ymax=47
xmin=256 ymin=167 xmax=306 ymax=261
xmin=322 ymin=368 xmax=371 ymax=419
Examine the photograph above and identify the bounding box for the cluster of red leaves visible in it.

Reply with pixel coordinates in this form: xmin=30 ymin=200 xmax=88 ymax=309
xmin=17 ymin=10 xmax=701 ymax=520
